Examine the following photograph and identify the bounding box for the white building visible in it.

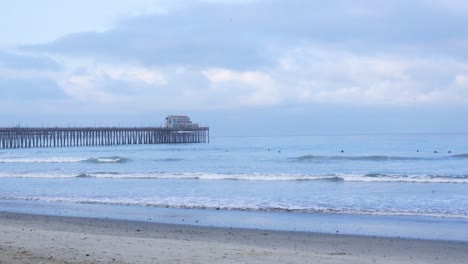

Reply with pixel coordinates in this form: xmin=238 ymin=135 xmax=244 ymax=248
xmin=165 ymin=115 xmax=199 ymax=129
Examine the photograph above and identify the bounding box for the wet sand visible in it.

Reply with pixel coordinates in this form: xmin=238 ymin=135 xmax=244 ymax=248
xmin=0 ymin=212 xmax=466 ymax=264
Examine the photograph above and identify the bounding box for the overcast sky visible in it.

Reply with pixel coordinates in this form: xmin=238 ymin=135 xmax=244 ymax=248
xmin=1 ymin=0 xmax=467 ymax=135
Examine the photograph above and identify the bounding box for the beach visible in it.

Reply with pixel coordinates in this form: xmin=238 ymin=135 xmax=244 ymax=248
xmin=0 ymin=212 xmax=466 ymax=264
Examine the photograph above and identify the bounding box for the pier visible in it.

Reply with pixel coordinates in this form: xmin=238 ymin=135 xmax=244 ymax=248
xmin=0 ymin=126 xmax=209 ymax=149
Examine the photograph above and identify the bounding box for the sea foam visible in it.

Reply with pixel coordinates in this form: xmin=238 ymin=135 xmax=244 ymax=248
xmin=0 ymin=156 xmax=129 ymax=164
xmin=1 ymin=195 xmax=466 ymax=219
xmin=0 ymin=172 xmax=467 ymax=183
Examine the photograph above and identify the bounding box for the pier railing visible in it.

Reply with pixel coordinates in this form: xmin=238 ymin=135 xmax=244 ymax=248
xmin=0 ymin=127 xmax=209 ymax=149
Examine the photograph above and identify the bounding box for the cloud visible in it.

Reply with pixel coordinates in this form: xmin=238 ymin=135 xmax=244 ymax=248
xmin=275 ymin=46 xmax=468 ymax=105
xmin=57 ymin=64 xmax=167 ymax=104
xmin=455 ymin=75 xmax=468 ymax=86
xmin=0 ymin=0 xmax=188 ymax=45
xmin=22 ymin=0 xmax=468 ymax=67
xmin=0 ymin=0 xmax=466 ymax=121
xmin=202 ymin=68 xmax=279 ymax=106
xmin=0 ymin=51 xmax=60 ymax=71
xmin=0 ymin=51 xmax=65 ymax=102
xmin=42 ymin=44 xmax=467 ymax=114
xmin=0 ymin=77 xmax=65 ymax=100
xmin=53 ymin=60 xmax=282 ymax=110
xmin=427 ymin=0 xmax=468 ymax=15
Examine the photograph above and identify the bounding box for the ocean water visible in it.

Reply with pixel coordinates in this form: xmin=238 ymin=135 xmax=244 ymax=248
xmin=1 ymin=134 xmax=468 ymax=240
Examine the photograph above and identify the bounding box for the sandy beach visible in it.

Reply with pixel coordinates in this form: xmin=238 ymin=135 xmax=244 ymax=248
xmin=0 ymin=212 xmax=466 ymax=264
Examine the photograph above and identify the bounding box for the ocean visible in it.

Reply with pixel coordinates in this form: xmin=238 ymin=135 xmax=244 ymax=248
xmin=1 ymin=134 xmax=467 ymax=240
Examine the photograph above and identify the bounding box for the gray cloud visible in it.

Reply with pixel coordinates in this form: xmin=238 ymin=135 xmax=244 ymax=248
xmin=21 ymin=0 xmax=468 ymax=69
xmin=2 ymin=0 xmax=468 ymax=133
xmin=0 ymin=77 xmax=65 ymax=100
xmin=0 ymin=51 xmax=61 ymax=71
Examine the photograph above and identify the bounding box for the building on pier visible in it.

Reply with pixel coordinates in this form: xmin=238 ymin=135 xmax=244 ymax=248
xmin=165 ymin=115 xmax=199 ymax=129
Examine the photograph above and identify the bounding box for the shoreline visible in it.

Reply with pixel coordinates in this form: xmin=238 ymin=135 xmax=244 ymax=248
xmin=2 ymin=199 xmax=468 ymax=242
xmin=0 ymin=212 xmax=467 ymax=263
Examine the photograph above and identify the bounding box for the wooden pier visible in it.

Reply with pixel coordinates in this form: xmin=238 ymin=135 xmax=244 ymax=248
xmin=0 ymin=127 xmax=209 ymax=149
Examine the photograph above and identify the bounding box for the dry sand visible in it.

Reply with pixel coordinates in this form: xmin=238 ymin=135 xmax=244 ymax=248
xmin=0 ymin=212 xmax=466 ymax=264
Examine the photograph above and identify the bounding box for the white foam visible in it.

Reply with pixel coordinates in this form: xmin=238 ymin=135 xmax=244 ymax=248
xmin=98 ymin=158 xmax=119 ymax=163
xmin=0 ymin=173 xmax=77 ymax=178
xmin=0 ymin=157 xmax=88 ymax=163
xmin=0 ymin=172 xmax=467 ymax=183
xmin=0 ymin=156 xmax=128 ymax=164
xmin=339 ymin=174 xmax=468 ymax=184
xmin=90 ymin=172 xmax=468 ymax=184
xmin=1 ymin=195 xmax=467 ymax=219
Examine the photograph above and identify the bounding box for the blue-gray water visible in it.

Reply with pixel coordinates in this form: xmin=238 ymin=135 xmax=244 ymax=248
xmin=1 ymin=134 xmax=467 ymax=240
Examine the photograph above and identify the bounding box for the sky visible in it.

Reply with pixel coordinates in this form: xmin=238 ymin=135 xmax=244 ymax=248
xmin=0 ymin=0 xmax=468 ymax=136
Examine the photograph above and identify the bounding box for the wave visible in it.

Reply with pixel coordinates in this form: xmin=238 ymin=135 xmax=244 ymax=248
xmin=0 ymin=157 xmax=89 ymax=163
xmin=357 ymin=174 xmax=468 ymax=183
xmin=452 ymin=154 xmax=468 ymax=159
xmin=84 ymin=157 xmax=130 ymax=164
xmin=0 ymin=156 xmax=130 ymax=164
xmin=0 ymin=172 xmax=467 ymax=183
xmin=75 ymin=174 xmax=95 ymax=178
xmin=293 ymin=154 xmax=468 ymax=162
xmin=1 ymin=196 xmax=466 ymax=219
xmin=292 ymin=155 xmax=427 ymax=162
xmin=153 ymin=158 xmax=185 ymax=162
xmin=2 ymin=154 xmax=466 ymax=164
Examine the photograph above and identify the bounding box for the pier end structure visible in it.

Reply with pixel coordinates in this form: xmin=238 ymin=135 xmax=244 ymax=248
xmin=0 ymin=116 xmax=209 ymax=149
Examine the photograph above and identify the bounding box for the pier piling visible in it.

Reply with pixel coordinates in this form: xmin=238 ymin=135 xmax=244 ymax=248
xmin=0 ymin=127 xmax=209 ymax=149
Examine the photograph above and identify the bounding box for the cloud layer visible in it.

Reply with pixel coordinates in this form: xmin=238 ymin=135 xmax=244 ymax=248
xmin=1 ymin=0 xmax=468 ymax=132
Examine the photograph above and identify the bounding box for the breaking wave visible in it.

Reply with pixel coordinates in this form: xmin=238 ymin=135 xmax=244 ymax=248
xmin=75 ymin=174 xmax=95 ymax=178
xmin=84 ymin=157 xmax=130 ymax=164
xmin=0 ymin=157 xmax=89 ymax=163
xmin=0 ymin=156 xmax=130 ymax=164
xmin=1 ymin=196 xmax=466 ymax=219
xmin=0 ymin=172 xmax=467 ymax=183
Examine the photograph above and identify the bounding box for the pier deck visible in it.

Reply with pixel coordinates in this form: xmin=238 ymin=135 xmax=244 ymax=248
xmin=0 ymin=127 xmax=209 ymax=149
